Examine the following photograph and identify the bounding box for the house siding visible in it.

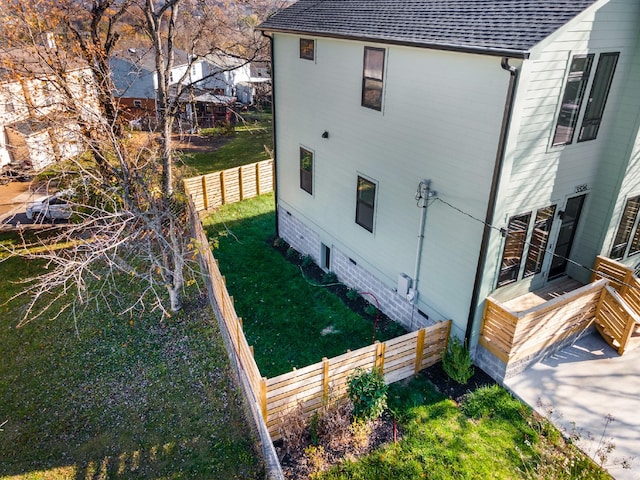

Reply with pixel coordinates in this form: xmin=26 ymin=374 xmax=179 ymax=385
xmin=273 ymin=33 xmax=510 ymax=339
xmin=595 ymin=20 xmax=640 ymax=267
xmin=468 ymin=0 xmax=640 ymax=346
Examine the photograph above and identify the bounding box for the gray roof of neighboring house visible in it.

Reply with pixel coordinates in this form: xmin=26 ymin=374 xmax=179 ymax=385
xmin=259 ymin=0 xmax=600 ymax=57
xmin=110 ymin=47 xmax=191 ymax=99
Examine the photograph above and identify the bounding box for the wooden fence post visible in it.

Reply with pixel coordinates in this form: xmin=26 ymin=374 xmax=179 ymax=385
xmin=260 ymin=378 xmax=268 ymax=421
xmin=621 ymin=269 xmax=633 ymax=297
xmin=220 ymin=171 xmax=227 ymax=205
xmin=239 ymin=167 xmax=244 ymax=200
xmin=237 ymin=317 xmax=243 ymax=349
xmin=201 ymin=175 xmax=209 ymax=211
xmin=375 ymin=341 xmax=386 ymax=373
xmin=414 ymin=328 xmax=426 ymax=373
xmin=256 ymin=162 xmax=261 ymax=195
xmin=322 ymin=357 xmax=329 ymax=402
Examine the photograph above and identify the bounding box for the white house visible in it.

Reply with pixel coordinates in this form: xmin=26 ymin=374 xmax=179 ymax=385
xmin=259 ymin=0 xmax=640 ymax=361
xmin=0 ymin=46 xmax=99 ymax=172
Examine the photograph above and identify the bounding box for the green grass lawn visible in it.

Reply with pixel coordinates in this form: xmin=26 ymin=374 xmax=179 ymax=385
xmin=0 ymin=235 xmax=264 ymax=479
xmin=316 ymin=378 xmax=608 ymax=479
xmin=180 ymin=110 xmax=273 ymax=175
xmin=202 ymin=193 xmax=405 ymax=378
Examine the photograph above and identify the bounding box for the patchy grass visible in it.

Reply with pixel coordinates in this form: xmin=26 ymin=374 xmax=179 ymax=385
xmin=313 ymin=377 xmax=609 ymax=479
xmin=202 ymin=193 xmax=403 ymax=378
xmin=0 ymin=240 xmax=264 ymax=479
xmin=180 ymin=111 xmax=272 ymax=175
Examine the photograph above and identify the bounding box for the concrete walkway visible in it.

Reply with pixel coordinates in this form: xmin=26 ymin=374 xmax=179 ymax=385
xmin=506 ymin=332 xmax=640 ymax=480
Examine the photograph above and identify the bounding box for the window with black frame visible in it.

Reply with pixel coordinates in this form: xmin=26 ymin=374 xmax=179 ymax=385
xmin=524 ymin=206 xmax=556 ymax=277
xmin=578 ymin=52 xmax=619 ymax=142
xmin=355 ymin=176 xmax=376 ymax=232
xmin=498 ymin=213 xmax=531 ymax=287
xmin=361 ymin=47 xmax=385 ymax=111
xmin=552 ymin=54 xmax=593 ymax=146
xmin=610 ymin=195 xmax=640 ymax=259
xmin=299 ymin=147 xmax=313 ymax=194
xmin=300 ymin=38 xmax=315 ymax=61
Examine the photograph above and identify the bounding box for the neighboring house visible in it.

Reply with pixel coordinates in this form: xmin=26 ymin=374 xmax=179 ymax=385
xmin=0 ymin=45 xmax=99 ymax=172
xmin=259 ymin=0 xmax=640 ymax=355
xmin=111 ymin=48 xmax=270 ymax=129
xmin=197 ymin=53 xmax=271 ymax=105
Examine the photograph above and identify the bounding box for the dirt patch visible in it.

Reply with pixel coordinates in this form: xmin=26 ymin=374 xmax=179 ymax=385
xmin=172 ymin=133 xmax=232 ymax=154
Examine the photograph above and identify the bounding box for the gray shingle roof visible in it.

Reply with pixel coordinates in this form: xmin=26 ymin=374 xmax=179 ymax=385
xmin=259 ymin=0 xmax=599 ymax=57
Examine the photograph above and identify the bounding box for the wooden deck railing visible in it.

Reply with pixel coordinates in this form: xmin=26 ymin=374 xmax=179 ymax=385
xmin=480 ymin=255 xmax=640 ymax=364
xmin=591 ymin=256 xmax=640 ymax=354
xmin=479 ymin=279 xmax=606 ymax=364
xmin=184 ymin=159 xmax=274 ymax=212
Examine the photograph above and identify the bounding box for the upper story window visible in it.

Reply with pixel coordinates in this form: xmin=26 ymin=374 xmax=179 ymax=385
xmin=4 ymin=101 xmax=14 ymax=113
xmin=300 ymin=38 xmax=315 ymax=61
xmin=299 ymin=147 xmax=313 ymax=194
xmin=355 ymin=175 xmax=377 ymax=232
xmin=578 ymin=52 xmax=619 ymax=142
xmin=552 ymin=52 xmax=619 ymax=146
xmin=361 ymin=47 xmax=385 ymax=111
xmin=610 ymin=195 xmax=640 ymax=260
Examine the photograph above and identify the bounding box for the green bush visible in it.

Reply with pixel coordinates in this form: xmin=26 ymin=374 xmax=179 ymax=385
xmin=286 ymin=246 xmax=299 ymax=260
xmin=461 ymin=384 xmax=526 ymax=422
xmin=364 ymin=303 xmax=378 ymax=317
xmin=322 ymin=271 xmax=338 ymax=285
xmin=442 ymin=337 xmax=474 ymax=385
xmin=347 ymin=367 xmax=388 ymax=421
xmin=346 ymin=288 xmax=360 ymax=301
xmin=302 ymin=255 xmax=315 ymax=268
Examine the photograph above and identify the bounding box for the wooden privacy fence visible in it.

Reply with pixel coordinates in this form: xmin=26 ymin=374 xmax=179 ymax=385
xmin=264 ymin=321 xmax=451 ymax=440
xmin=184 ymin=159 xmax=274 ymax=212
xmin=480 ymin=255 xmax=640 ymax=364
xmin=480 ymin=279 xmax=606 ymax=364
xmin=187 ymin=194 xmax=451 ymax=443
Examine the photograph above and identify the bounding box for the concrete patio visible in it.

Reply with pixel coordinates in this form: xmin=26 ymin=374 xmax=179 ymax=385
xmin=506 ymin=331 xmax=640 ymax=480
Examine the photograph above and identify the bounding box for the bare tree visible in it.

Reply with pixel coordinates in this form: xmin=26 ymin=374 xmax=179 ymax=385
xmin=0 ymin=0 xmax=279 ymax=326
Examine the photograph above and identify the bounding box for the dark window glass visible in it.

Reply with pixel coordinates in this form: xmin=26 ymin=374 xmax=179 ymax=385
xmin=356 ymin=176 xmax=376 ymax=232
xmin=498 ymin=213 xmax=531 ymax=287
xmin=610 ymin=196 xmax=640 ymax=259
xmin=300 ymin=38 xmax=315 ymax=60
xmin=299 ymin=147 xmax=313 ymax=194
xmin=361 ymin=47 xmax=385 ymax=110
xmin=524 ymin=206 xmax=556 ymax=277
xmin=578 ymin=52 xmax=619 ymax=142
xmin=552 ymin=54 xmax=594 ymax=146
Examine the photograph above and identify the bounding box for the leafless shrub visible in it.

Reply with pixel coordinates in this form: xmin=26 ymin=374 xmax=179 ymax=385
xmin=278 ymin=402 xmax=308 ymax=458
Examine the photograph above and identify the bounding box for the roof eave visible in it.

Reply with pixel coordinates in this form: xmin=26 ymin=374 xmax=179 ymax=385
xmin=259 ymin=27 xmax=530 ymax=59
